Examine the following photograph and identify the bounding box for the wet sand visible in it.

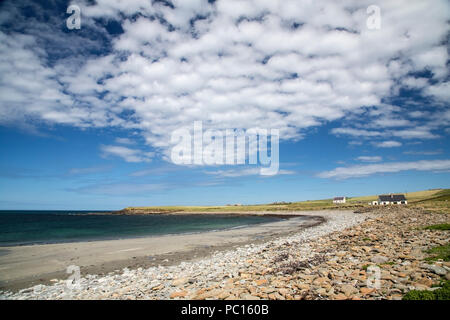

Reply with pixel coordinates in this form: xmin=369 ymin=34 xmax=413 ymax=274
xmin=0 ymin=211 xmax=328 ymax=291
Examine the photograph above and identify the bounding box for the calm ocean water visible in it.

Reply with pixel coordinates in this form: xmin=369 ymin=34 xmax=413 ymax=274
xmin=0 ymin=211 xmax=282 ymax=246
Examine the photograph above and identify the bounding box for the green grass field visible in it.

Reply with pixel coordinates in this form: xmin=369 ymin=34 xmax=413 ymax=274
xmin=119 ymin=188 xmax=449 ymax=214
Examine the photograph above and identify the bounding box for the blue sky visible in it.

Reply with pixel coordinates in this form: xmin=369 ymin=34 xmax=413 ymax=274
xmin=0 ymin=0 xmax=449 ymax=210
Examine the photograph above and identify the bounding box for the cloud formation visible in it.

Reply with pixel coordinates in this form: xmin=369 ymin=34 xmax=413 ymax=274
xmin=318 ymin=159 xmax=450 ymax=179
xmin=375 ymin=141 xmax=402 ymax=148
xmin=100 ymin=145 xmax=153 ymax=162
xmin=356 ymin=156 xmax=382 ymax=162
xmin=0 ymin=0 xmax=448 ymax=162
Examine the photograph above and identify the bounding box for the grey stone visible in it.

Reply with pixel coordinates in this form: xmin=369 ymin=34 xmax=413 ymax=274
xmin=425 ymin=265 xmax=447 ymax=276
xmin=370 ymin=255 xmax=389 ymax=264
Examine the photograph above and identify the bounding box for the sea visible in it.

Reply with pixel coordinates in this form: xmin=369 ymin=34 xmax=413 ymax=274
xmin=0 ymin=210 xmax=283 ymax=246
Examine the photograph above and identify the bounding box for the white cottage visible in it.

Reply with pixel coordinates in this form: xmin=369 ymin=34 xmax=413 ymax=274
xmin=333 ymin=196 xmax=346 ymax=204
xmin=371 ymin=194 xmax=407 ymax=205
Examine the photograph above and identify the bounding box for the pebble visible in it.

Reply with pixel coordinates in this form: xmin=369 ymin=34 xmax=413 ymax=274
xmin=423 ymin=265 xmax=447 ymax=276
xmin=370 ymin=255 xmax=389 ymax=264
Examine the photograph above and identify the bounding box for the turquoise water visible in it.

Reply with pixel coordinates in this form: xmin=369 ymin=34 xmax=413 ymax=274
xmin=0 ymin=211 xmax=283 ymax=246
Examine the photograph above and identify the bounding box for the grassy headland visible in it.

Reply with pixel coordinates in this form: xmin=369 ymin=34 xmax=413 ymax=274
xmin=117 ymin=188 xmax=449 ymax=214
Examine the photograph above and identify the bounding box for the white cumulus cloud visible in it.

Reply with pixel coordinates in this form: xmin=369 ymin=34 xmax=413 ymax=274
xmin=0 ymin=0 xmax=448 ymax=163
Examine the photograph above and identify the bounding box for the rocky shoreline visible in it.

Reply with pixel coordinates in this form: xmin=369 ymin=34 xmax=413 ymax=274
xmin=1 ymin=206 xmax=448 ymax=300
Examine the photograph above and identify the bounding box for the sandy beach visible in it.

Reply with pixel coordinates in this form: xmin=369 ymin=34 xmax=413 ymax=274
xmin=0 ymin=211 xmax=325 ymax=291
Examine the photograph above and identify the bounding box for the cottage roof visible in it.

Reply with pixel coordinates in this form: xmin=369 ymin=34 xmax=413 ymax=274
xmin=333 ymin=197 xmax=345 ymax=200
xmin=378 ymin=194 xmax=407 ymax=202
